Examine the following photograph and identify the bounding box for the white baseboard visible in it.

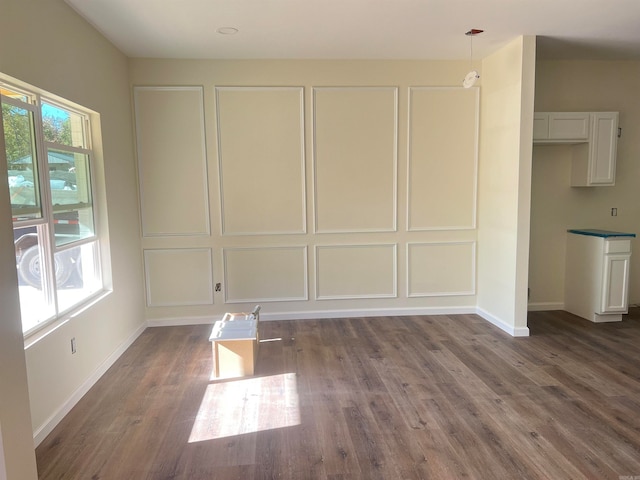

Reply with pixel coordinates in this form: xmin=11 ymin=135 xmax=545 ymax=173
xmin=148 ymin=305 xmax=533 ymax=336
xmin=146 ymin=305 xmax=479 ymax=328
xmin=476 ymin=307 xmax=530 ymax=337
xmin=262 ymin=306 xmax=478 ymax=321
xmin=147 ymin=315 xmax=219 ymax=327
xmin=33 ymin=322 xmax=147 ymax=447
xmin=148 ymin=306 xmax=533 ymax=337
xmin=527 ymin=302 xmax=564 ymax=311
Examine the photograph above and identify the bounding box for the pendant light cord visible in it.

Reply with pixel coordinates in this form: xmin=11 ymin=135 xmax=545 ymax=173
xmin=465 ymin=29 xmax=483 ymax=70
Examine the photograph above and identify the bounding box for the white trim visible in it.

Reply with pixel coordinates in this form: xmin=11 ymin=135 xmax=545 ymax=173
xmin=148 ymin=308 xmax=522 ymax=336
xmin=406 ymin=241 xmax=477 ymax=297
xmin=148 ymin=305 xmax=534 ymax=337
xmin=24 ymin=290 xmax=111 ymax=348
xmin=33 ymin=323 xmax=146 ymax=446
xmin=406 ymin=86 xmax=479 ymax=231
xmin=222 ymin=245 xmax=309 ymax=303
xmin=133 ymin=86 xmax=211 ymax=238
xmin=144 ymin=248 xmax=214 ymax=307
xmin=315 ymin=243 xmax=398 ymax=300
xmin=312 ymin=86 xmax=398 ymax=234
xmin=476 ymin=307 xmax=530 ymax=337
xmin=147 ymin=306 xmax=478 ymax=326
xmin=215 ymin=86 xmax=307 ymax=236
xmin=527 ymin=302 xmax=564 ymax=311
xmin=147 ymin=315 xmax=222 ymax=327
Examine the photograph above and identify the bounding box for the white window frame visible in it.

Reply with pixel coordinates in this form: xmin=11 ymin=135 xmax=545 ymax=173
xmin=1 ymin=75 xmax=105 ymax=338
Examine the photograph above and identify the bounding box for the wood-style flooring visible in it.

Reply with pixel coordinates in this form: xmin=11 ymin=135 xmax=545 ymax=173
xmin=36 ymin=309 xmax=640 ymax=479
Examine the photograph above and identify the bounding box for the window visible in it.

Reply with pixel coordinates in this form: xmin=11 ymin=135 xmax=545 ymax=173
xmin=1 ymin=80 xmax=103 ymax=335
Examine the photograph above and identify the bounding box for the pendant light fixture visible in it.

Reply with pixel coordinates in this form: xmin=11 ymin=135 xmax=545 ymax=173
xmin=462 ymin=29 xmax=483 ymax=88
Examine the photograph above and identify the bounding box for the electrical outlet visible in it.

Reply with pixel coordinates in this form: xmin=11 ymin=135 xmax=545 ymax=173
xmin=215 ymin=283 xmax=222 ymax=292
xmin=71 ymin=337 xmax=77 ymax=354
xmin=611 ymin=207 xmax=618 ymax=217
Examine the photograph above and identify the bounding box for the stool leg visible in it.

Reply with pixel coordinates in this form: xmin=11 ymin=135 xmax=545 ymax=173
xmin=212 ymin=341 xmax=220 ymax=378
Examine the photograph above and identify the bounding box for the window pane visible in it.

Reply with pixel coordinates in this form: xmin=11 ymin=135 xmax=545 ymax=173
xmin=2 ymin=103 xmax=42 ymax=220
xmin=0 ymin=87 xmax=30 ymax=103
xmin=48 ymin=149 xmax=91 ymax=206
xmin=53 ymin=208 xmax=94 ymax=246
xmin=48 ymin=149 xmax=94 ymax=245
xmin=57 ymin=242 xmax=101 ymax=313
xmin=14 ymin=225 xmax=55 ymax=332
xmin=41 ymin=102 xmax=86 ymax=149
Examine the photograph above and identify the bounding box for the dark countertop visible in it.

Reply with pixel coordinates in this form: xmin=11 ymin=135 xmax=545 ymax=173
xmin=568 ymin=229 xmax=636 ymax=238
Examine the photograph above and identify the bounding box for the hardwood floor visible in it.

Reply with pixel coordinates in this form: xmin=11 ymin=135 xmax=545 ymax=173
xmin=36 ymin=309 xmax=640 ymax=479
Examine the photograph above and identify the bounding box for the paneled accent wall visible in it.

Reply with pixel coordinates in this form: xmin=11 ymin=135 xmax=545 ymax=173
xmin=134 ymin=87 xmax=210 ymax=237
xmin=216 ymin=87 xmax=306 ymax=235
xmin=144 ymin=248 xmax=213 ymax=306
xmin=315 ymin=244 xmax=397 ymax=299
xmin=313 ymin=87 xmax=397 ymax=233
xmin=131 ymin=62 xmax=481 ymax=321
xmin=223 ymin=246 xmax=308 ymax=303
xmin=408 ymin=87 xmax=478 ymax=230
xmin=407 ymin=242 xmax=476 ymax=297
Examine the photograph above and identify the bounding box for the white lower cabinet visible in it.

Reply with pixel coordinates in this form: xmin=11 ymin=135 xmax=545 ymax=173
xmin=565 ymin=230 xmax=634 ymax=322
xmin=602 ymin=253 xmax=631 ymax=313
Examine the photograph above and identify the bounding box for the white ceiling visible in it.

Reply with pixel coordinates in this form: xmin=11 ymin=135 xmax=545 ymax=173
xmin=64 ymin=0 xmax=640 ymax=61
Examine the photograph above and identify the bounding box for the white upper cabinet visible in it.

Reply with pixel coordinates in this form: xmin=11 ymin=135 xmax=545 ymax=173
xmin=534 ymin=112 xmax=590 ymax=141
xmin=571 ymin=112 xmax=619 ymax=186
xmin=534 ymin=112 xmax=619 ymax=187
xmin=588 ymin=112 xmax=618 ymax=185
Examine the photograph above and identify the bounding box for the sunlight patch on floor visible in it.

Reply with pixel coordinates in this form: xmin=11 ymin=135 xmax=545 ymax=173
xmin=188 ymin=372 xmax=300 ymax=442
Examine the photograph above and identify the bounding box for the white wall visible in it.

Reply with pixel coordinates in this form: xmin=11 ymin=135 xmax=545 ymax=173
xmin=530 ymin=60 xmax=640 ymax=309
xmin=0 ymin=0 xmax=145 ymax=450
xmin=476 ymin=36 xmax=536 ymax=336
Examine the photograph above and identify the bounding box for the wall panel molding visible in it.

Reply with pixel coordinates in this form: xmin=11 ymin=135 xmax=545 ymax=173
xmin=144 ymin=248 xmax=214 ymax=306
xmin=407 ymin=87 xmax=478 ymax=231
xmin=223 ymin=246 xmax=308 ymax=303
xmin=313 ymin=87 xmax=398 ymax=233
xmin=315 ymin=244 xmax=397 ymax=299
xmin=407 ymin=241 xmax=476 ymax=297
xmin=134 ymin=86 xmax=211 ymax=237
xmin=216 ymin=86 xmax=306 ymax=235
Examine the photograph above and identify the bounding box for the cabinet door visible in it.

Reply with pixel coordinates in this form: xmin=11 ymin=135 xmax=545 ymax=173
xmin=533 ymin=113 xmax=549 ymax=140
xmin=600 ymin=253 xmax=630 ymax=313
xmin=588 ymin=112 xmax=618 ymax=185
xmin=548 ymin=112 xmax=590 ymax=140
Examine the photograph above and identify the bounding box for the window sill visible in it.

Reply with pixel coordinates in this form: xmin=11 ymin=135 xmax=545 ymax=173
xmin=23 ymin=289 xmax=112 ymax=349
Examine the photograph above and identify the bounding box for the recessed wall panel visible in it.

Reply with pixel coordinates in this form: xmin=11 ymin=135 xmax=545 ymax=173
xmin=216 ymin=87 xmax=306 ymax=235
xmin=144 ymin=248 xmax=213 ymax=306
xmin=408 ymin=87 xmax=478 ymax=230
xmin=134 ymin=87 xmax=210 ymax=237
xmin=223 ymin=246 xmax=308 ymax=303
xmin=407 ymin=242 xmax=476 ymax=297
xmin=313 ymin=87 xmax=397 ymax=233
xmin=316 ymin=244 xmax=397 ymax=299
